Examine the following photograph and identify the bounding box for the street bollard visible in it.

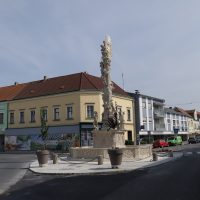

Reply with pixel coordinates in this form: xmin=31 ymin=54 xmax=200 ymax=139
xmin=152 ymin=152 xmax=158 ymax=161
xmin=52 ymin=153 xmax=58 ymax=164
xmin=50 ymin=152 xmax=54 ymax=160
xmin=169 ymin=151 xmax=173 ymax=157
xmin=98 ymin=155 xmax=103 ymax=165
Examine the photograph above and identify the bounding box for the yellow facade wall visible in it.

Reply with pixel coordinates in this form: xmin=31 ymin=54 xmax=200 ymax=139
xmin=79 ymin=92 xmax=102 ymax=122
xmin=79 ymin=92 xmax=135 ymax=140
xmin=8 ymin=91 xmax=135 ymax=141
xmin=8 ymin=92 xmax=81 ymax=128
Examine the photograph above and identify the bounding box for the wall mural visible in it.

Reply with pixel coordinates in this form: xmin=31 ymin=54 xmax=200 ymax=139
xmin=5 ymin=133 xmax=80 ymax=151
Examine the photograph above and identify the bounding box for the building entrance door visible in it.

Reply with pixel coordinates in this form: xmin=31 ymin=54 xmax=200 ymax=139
xmin=0 ymin=134 xmax=5 ymax=152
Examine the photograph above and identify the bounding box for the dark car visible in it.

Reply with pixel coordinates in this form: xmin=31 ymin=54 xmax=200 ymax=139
xmin=196 ymin=136 xmax=200 ymax=143
xmin=188 ymin=137 xmax=198 ymax=144
xmin=153 ymin=139 xmax=169 ymax=148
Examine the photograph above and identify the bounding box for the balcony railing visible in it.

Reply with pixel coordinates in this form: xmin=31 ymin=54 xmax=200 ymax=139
xmin=154 ymin=124 xmax=165 ymax=131
xmin=154 ymin=109 xmax=165 ymax=118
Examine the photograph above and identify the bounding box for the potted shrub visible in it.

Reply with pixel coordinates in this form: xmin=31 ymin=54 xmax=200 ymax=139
xmin=36 ymin=108 xmax=49 ymax=167
xmin=107 ymin=147 xmax=123 ymax=169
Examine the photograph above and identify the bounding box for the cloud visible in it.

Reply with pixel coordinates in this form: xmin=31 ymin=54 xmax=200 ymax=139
xmin=0 ymin=0 xmax=200 ymax=109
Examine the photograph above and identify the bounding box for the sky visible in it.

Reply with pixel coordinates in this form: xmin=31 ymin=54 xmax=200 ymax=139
xmin=0 ymin=0 xmax=200 ymax=109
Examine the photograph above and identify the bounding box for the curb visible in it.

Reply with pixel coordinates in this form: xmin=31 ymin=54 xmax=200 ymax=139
xmin=29 ymin=152 xmax=183 ymax=176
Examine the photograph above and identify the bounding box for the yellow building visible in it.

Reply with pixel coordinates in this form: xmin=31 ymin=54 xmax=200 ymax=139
xmin=5 ymin=72 xmax=135 ymax=150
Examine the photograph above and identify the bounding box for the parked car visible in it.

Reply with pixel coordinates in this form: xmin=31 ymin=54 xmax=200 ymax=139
xmin=195 ymin=136 xmax=200 ymax=143
xmin=188 ymin=137 xmax=198 ymax=144
xmin=167 ymin=136 xmax=182 ymax=146
xmin=153 ymin=139 xmax=169 ymax=148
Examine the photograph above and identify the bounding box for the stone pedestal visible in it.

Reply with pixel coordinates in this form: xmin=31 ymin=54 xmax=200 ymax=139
xmin=93 ymin=130 xmax=125 ymax=148
xmin=70 ymin=145 xmax=152 ymax=161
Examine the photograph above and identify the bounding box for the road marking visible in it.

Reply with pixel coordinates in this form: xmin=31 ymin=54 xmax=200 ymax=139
xmin=196 ymin=152 xmax=200 ymax=154
xmin=184 ymin=152 xmax=193 ymax=156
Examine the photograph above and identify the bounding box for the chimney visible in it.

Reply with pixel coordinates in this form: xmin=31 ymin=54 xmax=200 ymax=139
xmin=43 ymin=76 xmax=47 ymax=81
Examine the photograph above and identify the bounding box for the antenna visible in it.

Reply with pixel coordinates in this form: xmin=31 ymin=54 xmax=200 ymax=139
xmin=122 ymin=73 xmax=124 ymax=90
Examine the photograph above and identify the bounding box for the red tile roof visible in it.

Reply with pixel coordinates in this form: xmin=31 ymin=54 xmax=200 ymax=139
xmin=174 ymin=107 xmax=192 ymax=118
xmin=0 ymin=83 xmax=27 ymax=102
xmin=185 ymin=109 xmax=195 ymax=116
xmin=12 ymin=72 xmax=129 ymax=100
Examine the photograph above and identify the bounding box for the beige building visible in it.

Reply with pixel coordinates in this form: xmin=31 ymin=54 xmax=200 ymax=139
xmin=5 ymin=72 xmax=135 ymax=150
xmin=185 ymin=109 xmax=200 ymax=135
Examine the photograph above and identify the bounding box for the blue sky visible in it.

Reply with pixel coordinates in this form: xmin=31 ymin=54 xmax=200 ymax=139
xmin=0 ymin=0 xmax=200 ymax=109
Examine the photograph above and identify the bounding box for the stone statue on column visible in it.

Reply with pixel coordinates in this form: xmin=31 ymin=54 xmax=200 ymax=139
xmin=92 ymin=35 xmax=125 ymax=148
xmin=100 ymin=35 xmax=119 ymax=129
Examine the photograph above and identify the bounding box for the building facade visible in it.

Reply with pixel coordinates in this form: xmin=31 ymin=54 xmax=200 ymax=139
xmin=129 ymin=91 xmax=193 ymax=143
xmin=175 ymin=108 xmax=200 ymax=136
xmin=0 ymin=83 xmax=27 ymax=151
xmin=164 ymin=107 xmax=189 ymax=140
xmin=129 ymin=91 xmax=165 ymax=143
xmin=4 ymin=72 xmax=134 ymax=151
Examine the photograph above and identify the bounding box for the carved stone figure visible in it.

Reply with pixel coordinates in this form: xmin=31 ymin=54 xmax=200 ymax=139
xmin=93 ymin=111 xmax=99 ymax=130
xmin=119 ymin=112 xmax=125 ymax=130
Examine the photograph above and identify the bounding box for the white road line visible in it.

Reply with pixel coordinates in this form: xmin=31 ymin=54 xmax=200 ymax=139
xmin=184 ymin=152 xmax=193 ymax=156
xmin=196 ymin=152 xmax=200 ymax=154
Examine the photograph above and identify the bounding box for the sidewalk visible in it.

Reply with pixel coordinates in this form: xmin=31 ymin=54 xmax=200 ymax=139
xmin=29 ymin=152 xmax=183 ymax=175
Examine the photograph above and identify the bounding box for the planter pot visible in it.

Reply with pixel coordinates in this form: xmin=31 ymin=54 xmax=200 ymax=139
xmin=36 ymin=150 xmax=49 ymax=167
xmin=108 ymin=148 xmax=123 ymax=169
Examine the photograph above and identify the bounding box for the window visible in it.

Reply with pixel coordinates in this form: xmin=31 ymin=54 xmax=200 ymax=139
xmin=54 ymin=108 xmax=60 ymax=120
xmin=86 ymin=105 xmax=94 ymax=118
xmin=0 ymin=113 xmax=3 ymax=124
xmin=20 ymin=111 xmax=25 ymax=123
xmin=127 ymin=109 xmax=131 ymax=121
xmin=142 ymin=102 xmax=146 ymax=109
xmin=143 ymin=117 xmax=147 ymax=123
xmin=177 ymin=121 xmax=179 ymax=128
xmin=148 ymin=103 xmax=152 ymax=109
xmin=67 ymin=106 xmax=73 ymax=119
xmin=30 ymin=110 xmax=36 ymax=122
xmin=10 ymin=112 xmax=14 ymax=124
xmin=149 ymin=117 xmax=152 ymax=123
xmin=181 ymin=121 xmax=184 ymax=131
xmin=173 ymin=120 xmax=176 ymax=129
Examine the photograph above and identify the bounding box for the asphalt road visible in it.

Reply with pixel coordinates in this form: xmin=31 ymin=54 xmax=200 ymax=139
xmin=0 ymin=153 xmax=35 ymax=195
xmin=1 ymin=144 xmax=200 ymax=200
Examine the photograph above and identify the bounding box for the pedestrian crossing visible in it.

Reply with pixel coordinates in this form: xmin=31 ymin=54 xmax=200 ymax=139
xmin=183 ymin=151 xmax=200 ymax=156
